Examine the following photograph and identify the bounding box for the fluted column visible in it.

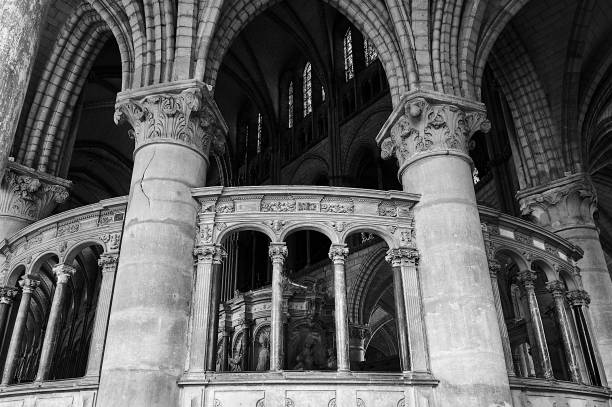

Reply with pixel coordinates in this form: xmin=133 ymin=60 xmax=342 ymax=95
xmin=329 ymin=244 xmax=350 ymax=372
xmin=84 ymin=253 xmax=118 ymax=379
xmin=567 ymin=289 xmax=607 ymax=385
xmin=518 ymin=173 xmax=612 ymax=379
xmin=97 ymin=80 xmax=227 ymax=407
xmin=489 ymin=260 xmax=515 ymax=376
xmin=0 ymin=287 xmax=18 ymax=343
xmin=35 ymin=264 xmax=75 ymax=381
xmin=546 ymin=280 xmax=581 ymax=383
xmin=1 ymin=275 xmax=39 ymax=385
xmin=518 ymin=270 xmax=553 ymax=380
xmin=0 ymin=0 xmax=52 ymax=179
xmin=206 ymin=246 xmax=226 ymax=372
xmin=377 ymin=90 xmax=510 ymax=404
xmin=269 ymin=242 xmax=287 ymax=371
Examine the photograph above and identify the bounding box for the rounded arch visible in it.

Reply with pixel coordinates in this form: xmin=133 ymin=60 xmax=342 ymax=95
xmin=216 ymin=223 xmax=276 ymax=244
xmin=280 ymin=223 xmax=338 ymax=244
xmin=340 ymin=226 xmax=395 ymax=248
xmin=28 ymin=252 xmax=60 ymax=276
xmin=530 ymin=258 xmax=558 ymax=282
xmin=63 ymin=240 xmax=106 ymax=264
xmin=347 ymin=245 xmax=389 ymax=325
xmin=201 ymin=0 xmax=412 ymax=105
xmin=494 ymin=247 xmax=530 ymax=272
xmin=287 ymin=154 xmax=330 ymax=185
xmin=558 ymin=268 xmax=579 ymax=291
xmin=6 ymin=265 xmax=27 ymax=287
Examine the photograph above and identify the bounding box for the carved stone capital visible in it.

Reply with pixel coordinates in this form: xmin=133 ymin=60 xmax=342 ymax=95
xmin=19 ymin=275 xmax=40 ymax=293
xmin=566 ymin=289 xmax=590 ymax=307
xmin=545 ymin=280 xmax=566 ymax=298
xmin=376 ymin=90 xmax=490 ymax=171
xmin=517 ymin=269 xmax=537 ymax=290
xmin=52 ymin=264 xmax=75 ymax=284
xmin=268 ymin=243 xmax=288 ymax=264
xmin=0 ymin=161 xmax=70 ymax=222
xmin=194 ymin=244 xmax=227 ymax=264
xmin=328 ymin=244 xmax=349 ymax=264
xmin=0 ymin=286 xmax=18 ymax=304
xmin=349 ymin=324 xmax=370 ymax=340
xmin=488 ymin=259 xmax=502 ymax=279
xmin=98 ymin=253 xmax=119 ymax=273
xmin=385 ymin=247 xmax=419 ymax=267
xmin=114 ymin=81 xmax=228 ymax=158
xmin=517 ymin=173 xmax=597 ymax=231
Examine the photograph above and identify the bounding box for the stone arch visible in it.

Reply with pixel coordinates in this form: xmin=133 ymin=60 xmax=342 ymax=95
xmin=347 ymin=245 xmax=389 ymax=325
xmin=63 ymin=240 xmax=106 ymax=264
xmin=287 ymin=154 xmax=329 ymax=186
xmin=494 ymin=247 xmax=530 ymax=272
xmin=216 ymin=224 xmax=276 ymax=245
xmin=340 ymin=226 xmax=395 ymax=249
xmin=280 ymin=223 xmax=338 ymax=245
xmin=200 ymin=0 xmax=413 ymax=105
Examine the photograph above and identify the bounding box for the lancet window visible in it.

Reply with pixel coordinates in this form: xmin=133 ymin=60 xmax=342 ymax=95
xmin=343 ymin=29 xmax=354 ymax=81
xmin=303 ymin=63 xmax=312 ymax=116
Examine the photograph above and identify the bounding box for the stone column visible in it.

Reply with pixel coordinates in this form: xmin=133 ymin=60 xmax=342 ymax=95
xmin=489 ymin=260 xmax=516 ymax=377
xmin=0 ymin=162 xmax=69 ymax=241
xmin=269 ymin=242 xmax=287 ymax=372
xmin=0 ymin=287 xmax=18 ymax=342
xmin=517 ymin=270 xmax=553 ymax=379
xmin=329 ymin=244 xmax=350 ymax=372
xmin=1 ymin=275 xmax=39 ymax=385
xmin=348 ymin=324 xmax=369 ymax=366
xmin=518 ymin=173 xmax=612 ymax=379
xmin=567 ymin=289 xmax=607 ymax=385
xmin=377 ymin=90 xmax=510 ymax=405
xmin=0 ymin=0 xmax=52 ymax=180
xmin=385 ymin=248 xmax=422 ymax=372
xmin=546 ymin=280 xmax=581 ymax=383
xmin=97 ymin=80 xmax=227 ymax=407
xmin=84 ymin=253 xmax=118 ymax=379
xmin=35 ymin=264 xmax=75 ymax=382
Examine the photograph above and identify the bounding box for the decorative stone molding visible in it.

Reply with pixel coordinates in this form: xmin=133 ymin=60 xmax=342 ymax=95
xmin=268 ymin=243 xmax=288 ymax=263
xmin=517 ymin=173 xmax=597 ymax=231
xmin=517 ymin=270 xmax=537 ymax=289
xmin=328 ymin=244 xmax=349 ymax=263
xmin=566 ymin=289 xmax=591 ymax=307
xmin=98 ymin=253 xmax=119 ymax=273
xmin=114 ymin=80 xmax=228 ymax=158
xmin=0 ymin=161 xmax=70 ymax=222
xmin=376 ymin=90 xmax=490 ymax=172
xmin=194 ymin=244 xmax=227 ymax=264
xmin=52 ymin=264 xmax=76 ymax=284
xmin=0 ymin=286 xmax=18 ymax=304
xmin=488 ymin=259 xmax=502 ymax=278
xmin=385 ymin=247 xmax=419 ymax=267
xmin=545 ymin=280 xmax=566 ymax=298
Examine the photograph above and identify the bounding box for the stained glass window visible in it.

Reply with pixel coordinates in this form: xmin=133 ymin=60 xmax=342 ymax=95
xmin=364 ymin=38 xmax=378 ymax=66
xmin=257 ymin=113 xmax=262 ymax=154
xmin=288 ymin=81 xmax=294 ymax=128
xmin=343 ymin=29 xmax=354 ymax=81
xmin=303 ymin=62 xmax=312 ymax=116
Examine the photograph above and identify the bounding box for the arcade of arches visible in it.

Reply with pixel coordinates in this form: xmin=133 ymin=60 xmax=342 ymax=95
xmin=0 ymin=0 xmax=611 ymax=406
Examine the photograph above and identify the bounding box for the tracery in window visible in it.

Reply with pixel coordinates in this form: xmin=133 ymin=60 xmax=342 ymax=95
xmin=288 ymin=81 xmax=294 ymax=128
xmin=343 ymin=29 xmax=354 ymax=81
xmin=257 ymin=113 xmax=263 ymax=154
xmin=303 ymin=62 xmax=312 ymax=116
xmin=364 ymin=38 xmax=378 ymax=66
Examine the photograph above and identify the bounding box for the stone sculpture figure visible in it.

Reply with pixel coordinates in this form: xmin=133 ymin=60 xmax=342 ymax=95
xmin=256 ymin=336 xmax=270 ymax=371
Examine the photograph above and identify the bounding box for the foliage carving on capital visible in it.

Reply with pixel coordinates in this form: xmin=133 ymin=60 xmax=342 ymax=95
xmin=328 ymin=244 xmax=349 ymax=263
xmin=517 ymin=270 xmax=537 ymax=290
xmin=98 ymin=253 xmax=119 ymax=273
xmin=1 ymin=167 xmax=70 ymax=221
xmin=194 ymin=244 xmax=227 ymax=264
xmin=545 ymin=280 xmax=566 ymax=298
xmin=566 ymin=289 xmax=590 ymax=307
xmin=268 ymin=243 xmax=288 ymax=263
xmin=19 ymin=275 xmax=40 ymax=293
xmin=53 ymin=264 xmax=76 ymax=284
xmin=517 ymin=173 xmax=597 ymax=230
xmin=114 ymin=85 xmax=227 ymax=157
xmin=385 ymin=247 xmax=419 ymax=267
xmin=0 ymin=287 xmax=18 ymax=304
xmin=378 ymin=92 xmax=490 ymax=167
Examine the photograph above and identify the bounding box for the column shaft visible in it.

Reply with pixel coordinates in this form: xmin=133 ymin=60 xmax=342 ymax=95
xmin=269 ymin=243 xmax=287 ymax=371
xmin=329 ymin=244 xmax=350 ymax=372
xmin=1 ymin=276 xmax=39 ymax=385
xmin=0 ymin=287 xmax=18 ymax=346
xmin=490 ymin=262 xmax=515 ymax=376
xmin=547 ymin=281 xmax=581 ymax=382
xmin=391 ymin=264 xmax=410 ymax=371
xmin=84 ymin=254 xmax=118 ymax=378
xmin=35 ymin=264 xmax=74 ymax=381
xmin=206 ymin=260 xmax=224 ymax=371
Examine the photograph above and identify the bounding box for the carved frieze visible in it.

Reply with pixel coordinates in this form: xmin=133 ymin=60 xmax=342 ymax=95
xmin=100 ymin=232 xmax=122 ymax=251
xmin=261 ymin=200 xmax=296 ymax=212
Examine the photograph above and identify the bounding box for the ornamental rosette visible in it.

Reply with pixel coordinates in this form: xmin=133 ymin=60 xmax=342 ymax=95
xmin=377 ymin=90 xmax=490 ymax=169
xmin=114 ymin=82 xmax=227 ymax=158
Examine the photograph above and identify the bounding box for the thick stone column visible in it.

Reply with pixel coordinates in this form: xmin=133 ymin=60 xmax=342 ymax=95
xmin=377 ymin=90 xmax=511 ymax=405
xmin=329 ymin=244 xmax=350 ymax=372
xmin=0 ymin=287 xmax=18 ymax=342
xmin=187 ymin=244 xmax=225 ymax=375
xmin=518 ymin=270 xmax=553 ymax=379
xmin=97 ymin=80 xmax=227 ymax=407
xmin=489 ymin=260 xmax=516 ymax=376
xmin=0 ymin=0 xmax=52 ymax=180
xmin=567 ymin=289 xmax=607 ymax=385
xmin=35 ymin=264 xmax=75 ymax=381
xmin=546 ymin=280 xmax=581 ymax=383
xmin=0 ymin=162 xmax=69 ymax=240
xmin=1 ymin=275 xmax=39 ymax=385
xmin=518 ymin=173 xmax=612 ymax=379
xmin=84 ymin=253 xmax=118 ymax=379
xmin=269 ymin=242 xmax=287 ymax=372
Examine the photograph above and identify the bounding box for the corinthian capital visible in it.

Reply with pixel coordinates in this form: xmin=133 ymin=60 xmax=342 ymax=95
xmin=385 ymin=247 xmax=419 ymax=267
xmin=517 ymin=173 xmax=597 ymax=231
xmin=114 ymin=80 xmax=228 ymax=158
xmin=328 ymin=244 xmax=349 ymax=263
xmin=376 ymin=90 xmax=490 ymax=170
xmin=0 ymin=162 xmax=70 ymax=222
xmin=0 ymin=287 xmax=18 ymax=304
xmin=194 ymin=244 xmax=227 ymax=264
xmin=268 ymin=243 xmax=288 ymax=263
